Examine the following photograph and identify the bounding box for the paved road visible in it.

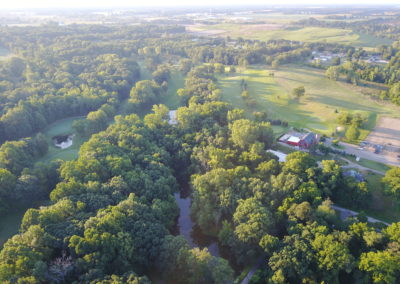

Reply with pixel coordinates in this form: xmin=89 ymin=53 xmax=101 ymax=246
xmin=331 ymin=205 xmax=390 ymax=226
xmin=339 ymin=142 xmax=400 ymax=167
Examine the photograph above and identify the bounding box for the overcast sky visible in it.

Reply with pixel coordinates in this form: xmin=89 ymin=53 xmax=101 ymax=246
xmin=2 ymin=0 xmax=400 ymax=9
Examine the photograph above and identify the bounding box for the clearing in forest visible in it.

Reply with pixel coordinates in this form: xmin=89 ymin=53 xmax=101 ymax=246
xmin=38 ymin=116 xmax=86 ymax=163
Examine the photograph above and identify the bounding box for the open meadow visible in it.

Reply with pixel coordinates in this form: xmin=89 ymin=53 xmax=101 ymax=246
xmin=364 ymin=173 xmax=400 ymax=223
xmin=218 ymin=65 xmax=400 ymax=139
xmin=188 ymin=24 xmax=392 ymax=48
xmin=37 ymin=116 xmax=86 ymax=163
xmin=162 ymin=69 xmax=184 ymax=110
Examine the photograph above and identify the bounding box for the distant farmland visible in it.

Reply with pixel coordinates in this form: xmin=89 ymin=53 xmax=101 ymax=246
xmin=218 ymin=65 xmax=400 ymax=136
xmin=187 ymin=24 xmax=392 ymax=48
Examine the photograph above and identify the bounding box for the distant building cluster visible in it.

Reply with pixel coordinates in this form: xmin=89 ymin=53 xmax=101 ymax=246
xmin=279 ymin=131 xmax=319 ymax=149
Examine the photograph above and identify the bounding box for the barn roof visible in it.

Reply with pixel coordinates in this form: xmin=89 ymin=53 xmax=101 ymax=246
xmin=288 ymin=136 xmax=300 ymax=143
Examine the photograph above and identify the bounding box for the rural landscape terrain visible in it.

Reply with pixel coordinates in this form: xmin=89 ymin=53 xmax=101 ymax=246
xmin=0 ymin=3 xmax=400 ymax=284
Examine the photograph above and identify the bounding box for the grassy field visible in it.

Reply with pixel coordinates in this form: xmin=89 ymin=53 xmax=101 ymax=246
xmin=137 ymin=61 xmax=183 ymax=110
xmin=0 ymin=199 xmax=49 ymax=246
xmin=37 ymin=116 xmax=87 ymax=163
xmin=189 ymin=24 xmax=392 ymax=48
xmin=364 ymin=173 xmax=400 ymax=223
xmin=218 ymin=65 xmax=400 ymax=137
xmin=345 ymin=156 xmax=392 ymax=173
xmin=161 ymin=69 xmax=184 ymax=109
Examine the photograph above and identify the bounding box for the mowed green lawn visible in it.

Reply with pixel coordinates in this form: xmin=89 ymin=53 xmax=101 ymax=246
xmin=37 ymin=116 xmax=87 ymax=163
xmin=364 ymin=173 xmax=400 ymax=223
xmin=161 ymin=69 xmax=184 ymax=110
xmin=191 ymin=24 xmax=392 ymax=48
xmin=0 ymin=199 xmax=49 ymax=246
xmin=218 ymin=66 xmax=400 ymax=136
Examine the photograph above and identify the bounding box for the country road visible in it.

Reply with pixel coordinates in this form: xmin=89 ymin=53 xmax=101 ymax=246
xmin=339 ymin=142 xmax=400 ymax=167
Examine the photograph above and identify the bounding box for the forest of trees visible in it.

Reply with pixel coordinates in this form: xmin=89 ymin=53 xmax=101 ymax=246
xmin=0 ymin=22 xmax=399 ymax=283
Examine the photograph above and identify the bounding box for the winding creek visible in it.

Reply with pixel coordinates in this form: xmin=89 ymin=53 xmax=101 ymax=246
xmin=173 ymin=191 xmax=220 ymax=257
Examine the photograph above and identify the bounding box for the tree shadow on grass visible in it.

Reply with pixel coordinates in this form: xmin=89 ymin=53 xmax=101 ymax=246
xmin=312 ymin=96 xmax=386 ymax=114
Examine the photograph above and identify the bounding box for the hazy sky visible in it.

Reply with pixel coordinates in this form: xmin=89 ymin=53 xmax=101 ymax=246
xmin=3 ymin=0 xmax=400 ymax=9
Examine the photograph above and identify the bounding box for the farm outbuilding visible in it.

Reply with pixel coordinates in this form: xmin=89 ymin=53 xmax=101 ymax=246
xmin=279 ymin=131 xmax=319 ymax=149
xmin=168 ymin=110 xmax=178 ymax=125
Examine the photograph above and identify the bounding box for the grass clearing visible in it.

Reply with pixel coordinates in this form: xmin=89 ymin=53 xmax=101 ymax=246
xmin=162 ymin=69 xmax=184 ymax=109
xmin=218 ymin=65 xmax=400 ymax=137
xmin=0 ymin=199 xmax=49 ymax=246
xmin=37 ymin=116 xmax=87 ymax=163
xmin=364 ymin=173 xmax=400 ymax=223
xmin=345 ymin=155 xmax=392 ymax=173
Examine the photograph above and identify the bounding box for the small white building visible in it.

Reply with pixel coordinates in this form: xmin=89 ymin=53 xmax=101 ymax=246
xmin=168 ymin=110 xmax=178 ymax=125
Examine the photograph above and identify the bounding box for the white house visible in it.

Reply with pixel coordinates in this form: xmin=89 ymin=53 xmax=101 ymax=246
xmin=168 ymin=110 xmax=178 ymax=125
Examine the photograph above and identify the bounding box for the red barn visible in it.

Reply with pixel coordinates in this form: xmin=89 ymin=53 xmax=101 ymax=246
xmin=299 ymin=132 xmax=317 ymax=149
xmin=287 ymin=136 xmax=301 ymax=146
xmin=279 ymin=132 xmax=318 ymax=149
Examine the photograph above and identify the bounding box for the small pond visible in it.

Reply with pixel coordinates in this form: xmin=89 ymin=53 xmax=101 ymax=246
xmin=53 ymin=134 xmax=74 ymax=149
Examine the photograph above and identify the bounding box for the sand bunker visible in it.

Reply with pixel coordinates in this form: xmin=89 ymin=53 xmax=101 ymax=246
xmin=53 ymin=134 xmax=75 ymax=149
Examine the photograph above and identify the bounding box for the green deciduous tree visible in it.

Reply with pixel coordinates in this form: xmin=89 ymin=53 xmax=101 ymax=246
xmin=382 ymin=167 xmax=400 ymax=200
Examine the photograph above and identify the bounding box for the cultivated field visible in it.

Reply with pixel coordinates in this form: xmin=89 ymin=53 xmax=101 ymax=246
xmin=218 ymin=65 xmax=400 ymax=137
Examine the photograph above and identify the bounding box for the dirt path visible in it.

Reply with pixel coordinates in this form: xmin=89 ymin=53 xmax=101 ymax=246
xmin=241 ymin=257 xmax=263 ymax=284
xmin=340 ymin=157 xmax=385 ymax=175
xmin=331 ymin=205 xmax=390 ymax=226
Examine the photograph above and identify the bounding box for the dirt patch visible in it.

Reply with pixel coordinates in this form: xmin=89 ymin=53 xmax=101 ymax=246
xmin=365 ymin=117 xmax=400 ymax=152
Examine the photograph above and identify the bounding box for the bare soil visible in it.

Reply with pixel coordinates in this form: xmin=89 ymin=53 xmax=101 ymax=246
xmin=365 ymin=117 xmax=400 ymax=151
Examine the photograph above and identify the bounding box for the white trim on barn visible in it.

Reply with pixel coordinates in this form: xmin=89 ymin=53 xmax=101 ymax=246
xmin=288 ymin=136 xmax=300 ymax=143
